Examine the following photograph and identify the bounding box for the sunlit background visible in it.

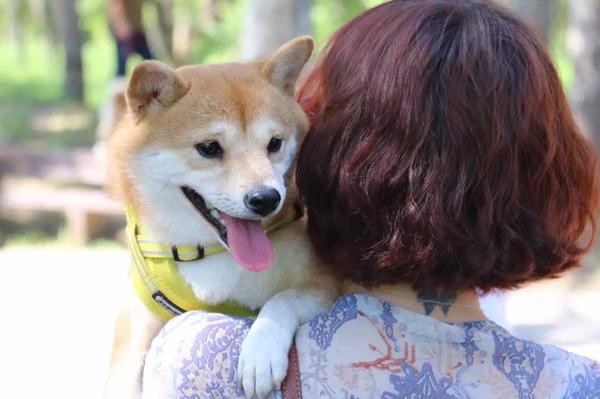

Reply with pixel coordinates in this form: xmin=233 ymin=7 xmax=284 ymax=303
xmin=0 ymin=1 xmax=598 ymax=398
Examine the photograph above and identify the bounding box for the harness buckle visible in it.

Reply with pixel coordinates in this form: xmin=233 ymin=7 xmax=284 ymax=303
xmin=171 ymin=245 xmax=205 ymax=262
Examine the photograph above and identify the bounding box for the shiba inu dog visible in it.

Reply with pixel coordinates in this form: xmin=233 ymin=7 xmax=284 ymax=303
xmin=104 ymin=37 xmax=336 ymax=399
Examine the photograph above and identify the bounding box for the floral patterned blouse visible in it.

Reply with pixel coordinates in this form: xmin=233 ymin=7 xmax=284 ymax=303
xmin=142 ymin=294 xmax=600 ymax=398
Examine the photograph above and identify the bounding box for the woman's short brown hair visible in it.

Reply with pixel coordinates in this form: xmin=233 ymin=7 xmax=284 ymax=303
xmin=296 ymin=0 xmax=599 ymax=292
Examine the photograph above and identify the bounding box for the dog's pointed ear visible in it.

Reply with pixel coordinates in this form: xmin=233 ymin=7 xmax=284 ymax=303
xmin=127 ymin=60 xmax=189 ymax=122
xmin=261 ymin=36 xmax=313 ymax=96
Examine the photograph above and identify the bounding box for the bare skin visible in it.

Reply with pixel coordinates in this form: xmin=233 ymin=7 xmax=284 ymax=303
xmin=343 ymin=281 xmax=487 ymax=323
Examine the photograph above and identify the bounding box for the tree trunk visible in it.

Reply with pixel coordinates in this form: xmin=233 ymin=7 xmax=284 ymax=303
xmin=141 ymin=0 xmax=172 ymax=62
xmin=49 ymin=0 xmax=84 ymax=101
xmin=568 ymin=0 xmax=600 ymax=146
xmin=503 ymin=0 xmax=556 ymax=42
xmin=29 ymin=0 xmax=55 ymax=55
xmin=242 ymin=0 xmax=312 ymax=60
xmin=5 ymin=0 xmax=24 ymax=53
xmin=171 ymin=4 xmax=192 ymax=64
xmin=156 ymin=0 xmax=174 ymax=59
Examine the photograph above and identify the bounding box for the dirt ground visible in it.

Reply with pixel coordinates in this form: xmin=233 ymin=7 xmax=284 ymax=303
xmin=0 ymin=248 xmax=598 ymax=399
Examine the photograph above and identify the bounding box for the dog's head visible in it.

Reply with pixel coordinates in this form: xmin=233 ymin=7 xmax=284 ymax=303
xmin=111 ymin=37 xmax=313 ymax=271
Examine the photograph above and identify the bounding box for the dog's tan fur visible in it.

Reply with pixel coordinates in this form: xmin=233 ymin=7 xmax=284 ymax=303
xmin=104 ymin=37 xmax=337 ymax=399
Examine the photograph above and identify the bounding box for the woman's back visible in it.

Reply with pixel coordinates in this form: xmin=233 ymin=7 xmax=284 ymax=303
xmin=143 ymin=294 xmax=600 ymax=398
xmin=297 ymin=294 xmax=599 ymax=398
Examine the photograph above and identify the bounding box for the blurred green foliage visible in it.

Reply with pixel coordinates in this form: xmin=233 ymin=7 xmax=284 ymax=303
xmin=0 ymin=0 xmax=388 ymax=149
xmin=0 ymin=0 xmax=575 ymax=149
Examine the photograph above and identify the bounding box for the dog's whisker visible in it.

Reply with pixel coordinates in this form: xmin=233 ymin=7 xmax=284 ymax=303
xmin=152 ymin=182 xmax=170 ymax=201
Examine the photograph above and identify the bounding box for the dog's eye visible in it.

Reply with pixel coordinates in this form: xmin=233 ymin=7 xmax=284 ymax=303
xmin=267 ymin=138 xmax=283 ymax=154
xmin=195 ymin=141 xmax=223 ymax=159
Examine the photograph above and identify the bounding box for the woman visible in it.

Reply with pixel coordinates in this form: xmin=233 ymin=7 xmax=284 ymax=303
xmin=142 ymin=0 xmax=599 ymax=397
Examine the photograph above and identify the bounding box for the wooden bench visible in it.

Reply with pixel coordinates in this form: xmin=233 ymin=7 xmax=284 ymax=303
xmin=0 ymin=145 xmax=123 ymax=245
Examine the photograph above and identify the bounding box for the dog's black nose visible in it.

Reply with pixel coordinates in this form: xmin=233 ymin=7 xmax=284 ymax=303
xmin=244 ymin=187 xmax=281 ymax=217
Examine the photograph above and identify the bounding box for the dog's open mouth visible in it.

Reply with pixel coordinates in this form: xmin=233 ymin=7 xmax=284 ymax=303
xmin=181 ymin=186 xmax=274 ymax=272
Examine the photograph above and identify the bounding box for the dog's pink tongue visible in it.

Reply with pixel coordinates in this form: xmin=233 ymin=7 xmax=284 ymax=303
xmin=220 ymin=213 xmax=273 ymax=272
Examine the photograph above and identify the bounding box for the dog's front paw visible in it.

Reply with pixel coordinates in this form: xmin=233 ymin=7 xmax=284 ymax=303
xmin=237 ymin=318 xmax=291 ymax=399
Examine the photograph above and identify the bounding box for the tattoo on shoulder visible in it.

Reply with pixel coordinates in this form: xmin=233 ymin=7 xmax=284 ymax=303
xmin=416 ymin=290 xmax=458 ymax=316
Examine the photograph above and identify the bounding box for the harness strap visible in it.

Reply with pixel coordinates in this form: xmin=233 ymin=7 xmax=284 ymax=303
xmin=125 ymin=203 xmax=303 ymax=321
xmin=137 ymin=237 xmax=225 ymax=261
xmin=133 ymin=202 xmax=302 ymax=262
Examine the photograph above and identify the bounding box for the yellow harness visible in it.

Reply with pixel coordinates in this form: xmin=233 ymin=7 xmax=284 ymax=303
xmin=125 ymin=204 xmax=301 ymax=321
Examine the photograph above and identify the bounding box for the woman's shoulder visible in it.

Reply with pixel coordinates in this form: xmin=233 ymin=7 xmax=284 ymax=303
xmin=143 ymin=312 xmax=254 ymax=398
xmin=295 ymin=293 xmax=600 ymax=399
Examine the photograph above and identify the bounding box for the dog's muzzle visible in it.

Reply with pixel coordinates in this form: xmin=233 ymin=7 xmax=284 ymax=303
xmin=181 ymin=186 xmax=228 ymax=245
